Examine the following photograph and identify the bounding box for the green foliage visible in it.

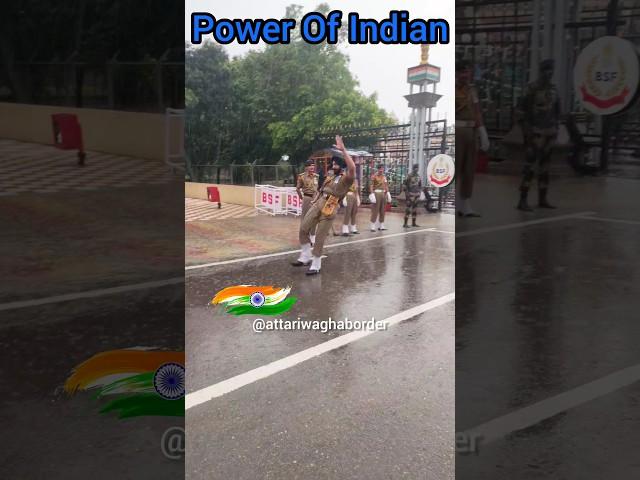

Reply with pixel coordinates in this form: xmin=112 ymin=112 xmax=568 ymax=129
xmin=185 ymin=3 xmax=392 ymax=167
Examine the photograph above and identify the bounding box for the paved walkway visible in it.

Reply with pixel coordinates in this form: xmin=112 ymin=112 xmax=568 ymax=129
xmin=185 ymin=197 xmax=258 ymax=222
xmin=0 ymin=139 xmax=175 ymax=196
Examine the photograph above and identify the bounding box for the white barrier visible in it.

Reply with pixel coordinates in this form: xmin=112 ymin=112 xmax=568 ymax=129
xmin=254 ymin=185 xmax=302 ymax=216
xmin=284 ymin=189 xmax=302 ymax=216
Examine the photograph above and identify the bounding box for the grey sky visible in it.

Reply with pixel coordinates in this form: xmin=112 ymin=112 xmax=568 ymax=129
xmin=185 ymin=0 xmax=455 ymax=124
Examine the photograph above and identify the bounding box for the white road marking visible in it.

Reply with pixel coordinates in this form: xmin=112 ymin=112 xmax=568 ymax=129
xmin=578 ymin=214 xmax=640 ymax=226
xmin=185 ymin=227 xmax=448 ymax=270
xmin=0 ymin=277 xmax=184 ymax=313
xmin=462 ymin=363 xmax=640 ymax=445
xmin=185 ymin=292 xmax=455 ymax=410
xmin=455 ymin=212 xmax=596 ymax=238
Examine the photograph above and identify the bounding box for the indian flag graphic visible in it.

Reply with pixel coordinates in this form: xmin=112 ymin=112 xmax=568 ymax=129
xmin=212 ymin=285 xmax=297 ymax=316
xmin=65 ymin=349 xmax=185 ymax=418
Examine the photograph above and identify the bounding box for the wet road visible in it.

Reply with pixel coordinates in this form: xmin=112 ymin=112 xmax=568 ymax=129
xmin=186 ymin=217 xmax=455 ymax=479
xmin=1 ymin=176 xmax=184 ymax=479
xmin=456 ymin=175 xmax=640 ymax=479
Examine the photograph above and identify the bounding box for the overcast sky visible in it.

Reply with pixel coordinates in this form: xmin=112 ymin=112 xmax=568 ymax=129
xmin=185 ymin=0 xmax=455 ymax=124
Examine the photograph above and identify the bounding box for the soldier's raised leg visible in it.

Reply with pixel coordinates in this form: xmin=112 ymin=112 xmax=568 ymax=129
xmin=292 ymin=207 xmax=320 ymax=266
xmin=307 ymin=216 xmax=333 ymax=274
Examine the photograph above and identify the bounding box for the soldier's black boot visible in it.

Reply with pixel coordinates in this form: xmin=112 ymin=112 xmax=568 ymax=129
xmin=538 ymin=189 xmax=556 ymax=209
xmin=412 ymin=218 xmax=420 ymax=227
xmin=403 ymin=217 xmax=409 ymax=228
xmin=517 ymin=189 xmax=533 ymax=212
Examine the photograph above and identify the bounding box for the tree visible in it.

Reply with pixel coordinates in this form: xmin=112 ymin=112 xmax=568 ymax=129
xmin=185 ymin=43 xmax=233 ymax=166
xmin=269 ymin=90 xmax=393 ymax=161
xmin=185 ymin=3 xmax=393 ymax=169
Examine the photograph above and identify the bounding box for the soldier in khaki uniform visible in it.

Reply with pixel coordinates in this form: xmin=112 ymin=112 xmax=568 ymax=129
xmin=296 ymin=160 xmax=319 ymax=243
xmin=455 ymin=59 xmax=489 ymax=217
xmin=292 ymin=135 xmax=355 ymax=275
xmin=341 ymin=178 xmax=360 ymax=236
xmin=369 ymin=165 xmax=389 ymax=231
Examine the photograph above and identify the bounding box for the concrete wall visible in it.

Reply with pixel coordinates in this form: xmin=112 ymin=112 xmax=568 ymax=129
xmin=0 ymin=102 xmax=178 ymax=161
xmin=185 ymin=182 xmax=255 ymax=207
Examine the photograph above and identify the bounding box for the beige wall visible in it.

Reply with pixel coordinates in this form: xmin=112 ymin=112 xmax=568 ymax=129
xmin=0 ymin=102 xmax=176 ymax=161
xmin=185 ymin=182 xmax=255 ymax=207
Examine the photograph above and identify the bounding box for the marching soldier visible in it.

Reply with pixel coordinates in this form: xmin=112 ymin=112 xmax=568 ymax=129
xmin=403 ymin=164 xmax=422 ymax=228
xmin=296 ymin=159 xmax=319 ymax=243
xmin=369 ymin=164 xmax=389 ymax=231
xmin=341 ymin=177 xmax=361 ymax=236
xmin=455 ymin=59 xmax=489 ymax=217
xmin=292 ymin=135 xmax=355 ymax=275
xmin=517 ymin=59 xmax=561 ymax=211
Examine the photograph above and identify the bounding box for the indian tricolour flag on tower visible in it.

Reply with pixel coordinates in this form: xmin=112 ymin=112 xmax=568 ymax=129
xmin=212 ymin=285 xmax=297 ymax=316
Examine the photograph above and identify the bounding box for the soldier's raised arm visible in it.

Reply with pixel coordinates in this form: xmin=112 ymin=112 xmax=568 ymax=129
xmin=335 ymin=135 xmax=355 ymax=181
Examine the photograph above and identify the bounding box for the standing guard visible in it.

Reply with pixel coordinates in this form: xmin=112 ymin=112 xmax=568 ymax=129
xmin=517 ymin=59 xmax=561 ymax=211
xmin=369 ymin=164 xmax=389 ymax=231
xmin=403 ymin=164 xmax=423 ymax=228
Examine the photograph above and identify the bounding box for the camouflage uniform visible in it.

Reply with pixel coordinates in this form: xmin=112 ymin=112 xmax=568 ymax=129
xmin=518 ymin=60 xmax=561 ymax=209
xmin=404 ymin=170 xmax=422 ymax=227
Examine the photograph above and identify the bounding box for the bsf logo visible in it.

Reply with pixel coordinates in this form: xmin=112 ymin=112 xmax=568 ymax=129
xmin=574 ymin=36 xmax=639 ymax=115
xmin=262 ymin=192 xmax=280 ymax=206
xmin=287 ymin=194 xmax=300 ymax=208
xmin=427 ymin=154 xmax=455 ymax=187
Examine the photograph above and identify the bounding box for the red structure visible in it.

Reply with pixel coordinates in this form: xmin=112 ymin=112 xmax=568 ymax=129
xmin=207 ymin=186 xmax=222 ymax=209
xmin=51 ymin=114 xmax=86 ymax=166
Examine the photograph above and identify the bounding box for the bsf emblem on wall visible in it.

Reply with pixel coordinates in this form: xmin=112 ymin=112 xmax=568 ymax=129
xmin=574 ymin=36 xmax=639 ymax=115
xmin=427 ymin=154 xmax=455 ymax=187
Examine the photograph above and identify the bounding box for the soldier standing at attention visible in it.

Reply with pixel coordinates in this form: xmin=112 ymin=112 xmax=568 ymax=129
xmin=341 ymin=177 xmax=361 ymax=236
xmin=517 ymin=59 xmax=561 ymax=211
xmin=403 ymin=164 xmax=423 ymax=228
xmin=292 ymin=135 xmax=355 ymax=275
xmin=296 ymin=160 xmax=319 ymax=243
xmin=369 ymin=164 xmax=389 ymax=231
xmin=455 ymin=59 xmax=489 ymax=217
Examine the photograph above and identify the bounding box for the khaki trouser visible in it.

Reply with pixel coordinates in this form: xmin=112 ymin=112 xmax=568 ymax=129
xmin=343 ymin=193 xmax=358 ymax=226
xmin=301 ymin=195 xmax=313 ymax=220
xmin=370 ymin=191 xmax=386 ymax=222
xmin=456 ymin=127 xmax=477 ymax=199
xmin=299 ymin=199 xmax=335 ymax=257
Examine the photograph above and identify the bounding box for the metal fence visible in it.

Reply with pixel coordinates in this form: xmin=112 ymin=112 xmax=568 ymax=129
xmin=190 ymin=163 xmax=300 ymax=186
xmin=1 ymin=60 xmax=184 ymax=113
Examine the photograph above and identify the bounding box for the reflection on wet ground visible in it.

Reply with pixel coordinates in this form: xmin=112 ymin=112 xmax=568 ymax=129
xmin=456 ymin=174 xmax=640 ymax=479
xmin=186 ymin=212 xmax=455 ymax=479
